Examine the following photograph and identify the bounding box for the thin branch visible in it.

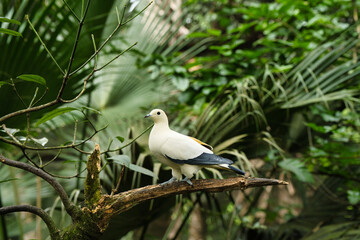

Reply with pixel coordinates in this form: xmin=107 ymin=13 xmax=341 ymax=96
xmin=62 ymin=0 xmax=80 ymax=22
xmin=41 ymin=151 xmax=62 ymax=169
xmin=60 ymin=68 xmax=95 ymax=103
xmin=57 ymin=0 xmax=91 ymax=100
xmin=110 ymin=165 xmax=125 ymax=196
xmin=0 ymin=123 xmax=107 ymax=152
xmin=45 ymin=167 xmax=87 ymax=179
xmin=0 ymin=205 xmax=60 ymax=240
xmin=103 ymin=124 xmax=153 ymax=154
xmin=25 ymin=15 xmax=65 ymax=75
xmin=10 ymin=79 xmax=27 ymax=108
xmin=0 ymin=155 xmax=78 ymax=218
xmin=29 ymin=87 xmax=39 ymax=107
xmin=1 ymin=124 xmax=21 ymax=144
xmin=33 ymin=87 xmax=48 ymax=106
xmin=0 ymin=99 xmax=60 ymax=123
xmin=69 ymin=1 xmax=153 ymax=77
xmin=95 ymin=42 xmax=138 ymax=71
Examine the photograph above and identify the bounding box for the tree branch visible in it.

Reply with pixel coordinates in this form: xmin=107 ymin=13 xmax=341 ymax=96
xmin=93 ymin=177 xmax=288 ymax=231
xmin=0 ymin=205 xmax=60 ymax=240
xmin=84 ymin=144 xmax=101 ymax=207
xmin=0 ymin=155 xmax=79 ymax=219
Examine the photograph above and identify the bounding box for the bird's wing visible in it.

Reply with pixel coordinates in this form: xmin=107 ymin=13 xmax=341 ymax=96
xmin=189 ymin=137 xmax=213 ymax=150
xmin=160 ymin=131 xmax=232 ymax=165
xmin=160 ymin=131 xmax=211 ymax=160
xmin=166 ymin=152 xmax=233 ymax=165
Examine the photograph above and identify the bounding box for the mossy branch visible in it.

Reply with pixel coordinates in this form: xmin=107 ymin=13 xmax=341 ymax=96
xmin=84 ymin=144 xmax=101 ymax=207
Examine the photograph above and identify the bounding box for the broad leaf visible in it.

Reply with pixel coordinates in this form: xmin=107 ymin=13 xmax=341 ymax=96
xmin=35 ymin=107 xmax=78 ymax=127
xmin=278 ymin=158 xmax=314 ymax=183
xmin=17 ymin=74 xmax=46 ymax=86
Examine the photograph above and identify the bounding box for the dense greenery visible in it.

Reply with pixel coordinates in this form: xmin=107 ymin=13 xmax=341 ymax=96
xmin=0 ymin=0 xmax=360 ymax=239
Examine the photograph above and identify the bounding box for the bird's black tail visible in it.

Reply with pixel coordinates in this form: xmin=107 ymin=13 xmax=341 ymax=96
xmin=228 ymin=165 xmax=245 ymax=175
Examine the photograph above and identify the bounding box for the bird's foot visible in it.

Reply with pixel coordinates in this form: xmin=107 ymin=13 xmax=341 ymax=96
xmin=181 ymin=177 xmax=193 ymax=186
xmin=160 ymin=177 xmax=177 ymax=186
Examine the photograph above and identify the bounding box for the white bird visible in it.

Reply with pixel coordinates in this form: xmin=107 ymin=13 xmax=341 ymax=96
xmin=145 ymin=109 xmax=245 ymax=185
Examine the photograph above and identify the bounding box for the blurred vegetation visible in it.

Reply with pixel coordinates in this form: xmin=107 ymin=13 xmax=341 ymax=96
xmin=1 ymin=0 xmax=360 ymax=239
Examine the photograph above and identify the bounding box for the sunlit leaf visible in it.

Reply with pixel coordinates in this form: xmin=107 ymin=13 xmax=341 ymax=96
xmin=0 ymin=28 xmax=22 ymax=37
xmin=31 ymin=137 xmax=49 ymax=146
xmin=347 ymin=190 xmax=360 ymax=205
xmin=279 ymin=158 xmax=314 ymax=183
xmin=0 ymin=17 xmax=21 ymax=25
xmin=0 ymin=81 xmax=11 ymax=88
xmin=35 ymin=107 xmax=78 ymax=127
xmin=17 ymin=74 xmax=46 ymax=86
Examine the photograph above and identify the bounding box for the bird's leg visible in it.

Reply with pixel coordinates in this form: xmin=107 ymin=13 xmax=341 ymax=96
xmin=181 ymin=177 xmax=193 ymax=186
xmin=160 ymin=177 xmax=177 ymax=186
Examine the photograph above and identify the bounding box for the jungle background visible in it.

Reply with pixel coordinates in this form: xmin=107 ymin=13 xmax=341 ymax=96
xmin=0 ymin=0 xmax=360 ymax=239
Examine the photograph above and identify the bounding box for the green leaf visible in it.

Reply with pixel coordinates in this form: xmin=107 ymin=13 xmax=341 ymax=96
xmin=116 ymin=136 xmax=125 ymax=143
xmin=347 ymin=190 xmax=360 ymax=205
xmin=278 ymin=158 xmax=314 ymax=183
xmin=35 ymin=107 xmax=79 ymax=127
xmin=17 ymin=74 xmax=46 ymax=86
xmin=207 ymin=28 xmax=221 ymax=36
xmin=305 ymin=122 xmax=333 ymax=133
xmin=108 ymin=155 xmax=156 ymax=178
xmin=108 ymin=155 xmax=131 ymax=167
xmin=0 ymin=81 xmax=11 ymax=88
xmin=0 ymin=28 xmax=22 ymax=37
xmin=0 ymin=17 xmax=21 ymax=25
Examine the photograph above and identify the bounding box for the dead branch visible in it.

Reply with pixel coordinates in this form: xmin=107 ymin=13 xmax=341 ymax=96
xmin=93 ymin=176 xmax=288 ymax=231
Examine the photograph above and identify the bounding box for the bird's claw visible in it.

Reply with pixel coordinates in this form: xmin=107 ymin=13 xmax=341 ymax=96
xmin=181 ymin=177 xmax=193 ymax=186
xmin=160 ymin=177 xmax=177 ymax=186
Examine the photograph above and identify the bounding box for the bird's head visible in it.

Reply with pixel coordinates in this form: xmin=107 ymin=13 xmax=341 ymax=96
xmin=144 ymin=109 xmax=168 ymax=124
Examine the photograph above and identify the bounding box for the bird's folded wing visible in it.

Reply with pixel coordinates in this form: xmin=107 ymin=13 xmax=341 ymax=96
xmin=166 ymin=152 xmax=233 ymax=165
xmin=189 ymin=137 xmax=213 ymax=150
xmin=160 ymin=133 xmax=212 ymax=161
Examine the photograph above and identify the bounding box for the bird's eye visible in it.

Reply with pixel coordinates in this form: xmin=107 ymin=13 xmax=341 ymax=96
xmin=157 ymin=111 xmax=161 ymax=115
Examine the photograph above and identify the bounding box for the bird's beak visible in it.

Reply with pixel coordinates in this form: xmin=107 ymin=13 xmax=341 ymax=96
xmin=144 ymin=113 xmax=151 ymax=118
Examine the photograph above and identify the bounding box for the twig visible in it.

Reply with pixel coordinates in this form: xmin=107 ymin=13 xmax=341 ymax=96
xmin=57 ymin=0 xmax=91 ymax=100
xmin=10 ymin=79 xmax=27 ymax=107
xmin=0 ymin=205 xmax=60 ymax=240
xmin=110 ymin=165 xmax=126 ymax=196
xmin=69 ymin=1 xmax=153 ymax=77
xmin=0 ymin=155 xmax=78 ymax=218
xmin=104 ymin=124 xmax=153 ymax=154
xmin=25 ymin=15 xmax=65 ymax=75
xmin=2 ymin=124 xmax=21 ymax=144
xmin=0 ymin=99 xmax=60 ymax=123
xmin=62 ymin=0 xmax=80 ymax=22
xmin=95 ymin=42 xmax=138 ymax=71
xmin=60 ymin=68 xmax=95 ymax=103
xmin=0 ymin=123 xmax=108 ymax=152
xmin=41 ymin=149 xmax=62 ymax=168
